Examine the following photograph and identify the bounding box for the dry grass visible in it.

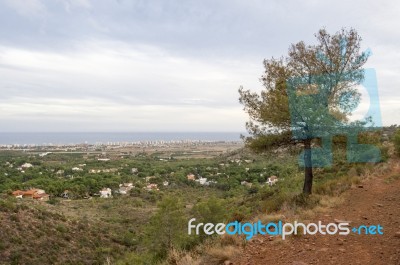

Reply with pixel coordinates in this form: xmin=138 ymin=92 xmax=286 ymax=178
xmin=164 ymin=243 xmax=240 ymax=265
xmin=199 ymin=245 xmax=239 ymax=265
xmin=163 ymin=248 xmax=201 ymax=265
xmin=253 ymin=213 xmax=286 ymax=223
xmin=385 ymin=173 xmax=400 ymax=184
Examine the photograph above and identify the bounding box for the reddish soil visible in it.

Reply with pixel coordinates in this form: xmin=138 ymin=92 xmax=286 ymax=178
xmin=237 ymin=165 xmax=400 ymax=265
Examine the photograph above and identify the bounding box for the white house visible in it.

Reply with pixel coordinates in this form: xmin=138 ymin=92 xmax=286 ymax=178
xmin=21 ymin=163 xmax=33 ymax=169
xmin=146 ymin=183 xmax=159 ymax=191
xmin=205 ymin=180 xmax=217 ymax=186
xmin=195 ymin=177 xmax=208 ymax=185
xmin=100 ymin=188 xmax=112 ymax=198
xmin=118 ymin=183 xmax=134 ymax=195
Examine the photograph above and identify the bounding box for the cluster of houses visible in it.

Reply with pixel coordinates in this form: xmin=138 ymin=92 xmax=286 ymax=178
xmin=241 ymin=175 xmax=279 ymax=188
xmin=144 ymin=176 xmax=162 ymax=191
xmin=11 ymin=188 xmax=50 ymax=201
xmin=98 ymin=179 xmax=163 ymax=198
xmin=229 ymin=159 xmax=254 ymax=165
xmin=98 ymin=183 xmax=136 ymax=198
xmin=89 ymin=168 xmax=118 ymax=174
xmin=14 ymin=162 xmax=34 ymax=173
xmin=10 ymin=178 xmax=165 ymax=201
xmin=8 ymin=159 xmax=280 ymax=202
xmin=187 ymin=173 xmax=217 ymax=186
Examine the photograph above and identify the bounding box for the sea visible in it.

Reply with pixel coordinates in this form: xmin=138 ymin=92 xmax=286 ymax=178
xmin=0 ymin=132 xmax=244 ymax=145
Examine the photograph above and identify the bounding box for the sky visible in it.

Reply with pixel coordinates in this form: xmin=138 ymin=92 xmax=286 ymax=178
xmin=0 ymin=0 xmax=399 ymax=132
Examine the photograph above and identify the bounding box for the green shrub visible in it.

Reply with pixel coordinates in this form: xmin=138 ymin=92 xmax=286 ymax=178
xmin=0 ymin=198 xmax=19 ymax=213
xmin=47 ymin=197 xmax=59 ymax=205
xmin=260 ymin=192 xmax=288 ymax=213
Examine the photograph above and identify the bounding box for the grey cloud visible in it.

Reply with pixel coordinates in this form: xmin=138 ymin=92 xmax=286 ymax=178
xmin=0 ymin=0 xmax=399 ymax=131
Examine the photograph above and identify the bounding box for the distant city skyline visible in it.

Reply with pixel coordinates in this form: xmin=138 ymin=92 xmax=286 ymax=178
xmin=0 ymin=131 xmax=245 ymax=145
xmin=1 ymin=0 xmax=399 ymax=131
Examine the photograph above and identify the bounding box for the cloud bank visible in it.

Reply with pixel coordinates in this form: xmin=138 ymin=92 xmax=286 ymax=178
xmin=0 ymin=0 xmax=399 ymax=131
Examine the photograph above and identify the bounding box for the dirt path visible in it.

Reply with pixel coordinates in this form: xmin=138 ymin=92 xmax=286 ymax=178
xmin=237 ymin=164 xmax=400 ymax=265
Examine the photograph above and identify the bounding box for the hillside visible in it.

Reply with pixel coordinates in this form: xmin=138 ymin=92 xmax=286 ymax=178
xmin=0 ymin=199 xmax=129 ymax=265
xmin=237 ymin=161 xmax=400 ymax=265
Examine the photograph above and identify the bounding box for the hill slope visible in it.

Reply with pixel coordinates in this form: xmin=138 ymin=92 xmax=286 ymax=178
xmin=238 ymin=163 xmax=400 ymax=265
xmin=0 ymin=200 xmax=128 ymax=265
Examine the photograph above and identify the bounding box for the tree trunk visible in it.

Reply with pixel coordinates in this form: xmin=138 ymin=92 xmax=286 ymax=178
xmin=303 ymin=138 xmax=313 ymax=194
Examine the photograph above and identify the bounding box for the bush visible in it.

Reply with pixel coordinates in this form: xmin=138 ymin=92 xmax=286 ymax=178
xmin=192 ymin=197 xmax=227 ymax=225
xmin=0 ymin=199 xmax=18 ymax=212
xmin=393 ymin=129 xmax=400 ymax=157
xmin=144 ymin=196 xmax=188 ymax=259
xmin=314 ymin=175 xmax=359 ymax=196
xmin=260 ymin=192 xmax=288 ymax=213
xmin=290 ymin=193 xmax=320 ymax=209
xmin=47 ymin=197 xmax=59 ymax=205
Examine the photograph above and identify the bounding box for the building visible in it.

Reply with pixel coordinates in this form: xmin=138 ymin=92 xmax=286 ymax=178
xmin=33 ymin=193 xmax=50 ymax=201
xmin=195 ymin=177 xmax=208 ymax=185
xmin=100 ymin=188 xmax=112 ymax=198
xmin=21 ymin=163 xmax=33 ymax=169
xmin=145 ymin=183 xmax=159 ymax=191
xmin=266 ymin=176 xmax=279 ymax=186
xmin=118 ymin=183 xmax=134 ymax=195
xmin=61 ymin=190 xmax=69 ymax=199
xmin=11 ymin=189 xmax=49 ymax=201
xmin=187 ymin=174 xmax=196 ymax=181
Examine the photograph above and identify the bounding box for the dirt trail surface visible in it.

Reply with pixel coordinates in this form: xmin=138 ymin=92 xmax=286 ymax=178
xmin=237 ymin=167 xmax=400 ymax=265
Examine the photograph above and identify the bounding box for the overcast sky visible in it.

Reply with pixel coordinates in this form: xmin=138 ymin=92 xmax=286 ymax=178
xmin=0 ymin=0 xmax=399 ymax=132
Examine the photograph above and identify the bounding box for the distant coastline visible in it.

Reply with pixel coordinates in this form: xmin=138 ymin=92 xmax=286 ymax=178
xmin=0 ymin=132 xmax=245 ymax=145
